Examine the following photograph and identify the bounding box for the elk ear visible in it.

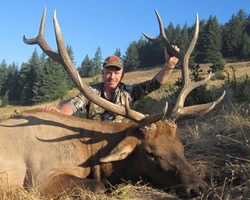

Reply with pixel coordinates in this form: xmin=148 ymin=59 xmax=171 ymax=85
xmin=99 ymin=136 xmax=140 ymax=163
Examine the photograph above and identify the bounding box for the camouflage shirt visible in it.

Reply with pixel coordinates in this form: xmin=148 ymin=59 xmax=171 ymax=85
xmin=69 ymin=78 xmax=161 ymax=122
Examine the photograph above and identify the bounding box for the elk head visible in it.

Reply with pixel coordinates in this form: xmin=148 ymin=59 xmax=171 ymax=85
xmin=24 ymin=8 xmax=225 ymax=197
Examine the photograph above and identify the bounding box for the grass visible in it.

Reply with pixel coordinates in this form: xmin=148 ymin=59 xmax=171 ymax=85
xmin=0 ymin=61 xmax=249 ymax=199
xmin=183 ymin=102 xmax=250 ymax=200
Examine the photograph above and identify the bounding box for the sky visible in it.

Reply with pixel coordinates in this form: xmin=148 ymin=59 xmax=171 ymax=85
xmin=0 ymin=0 xmax=249 ymax=68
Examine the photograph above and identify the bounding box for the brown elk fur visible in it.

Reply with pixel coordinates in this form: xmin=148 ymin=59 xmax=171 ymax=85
xmin=0 ymin=109 xmax=205 ymax=196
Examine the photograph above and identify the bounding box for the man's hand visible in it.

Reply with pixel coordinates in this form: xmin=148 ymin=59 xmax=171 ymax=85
xmin=42 ymin=104 xmax=73 ymax=116
xmin=42 ymin=106 xmax=61 ymax=113
xmin=164 ymin=45 xmax=180 ymax=69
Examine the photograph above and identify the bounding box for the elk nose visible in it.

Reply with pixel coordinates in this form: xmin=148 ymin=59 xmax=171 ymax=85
xmin=185 ymin=181 xmax=207 ymax=197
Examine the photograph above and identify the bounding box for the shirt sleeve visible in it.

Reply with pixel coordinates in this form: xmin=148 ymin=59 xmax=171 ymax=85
xmin=125 ymin=78 xmax=161 ymax=101
xmin=68 ymin=83 xmax=102 ymax=113
xmin=68 ymin=93 xmax=89 ymax=113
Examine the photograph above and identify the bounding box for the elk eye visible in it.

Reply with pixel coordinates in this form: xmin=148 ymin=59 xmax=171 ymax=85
xmin=145 ymin=151 xmax=157 ymax=160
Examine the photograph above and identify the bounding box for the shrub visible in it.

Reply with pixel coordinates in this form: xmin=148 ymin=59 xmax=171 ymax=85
xmin=1 ymin=90 xmax=9 ymax=107
xmin=224 ymin=66 xmax=250 ymax=102
xmin=214 ymin=70 xmax=225 ymax=80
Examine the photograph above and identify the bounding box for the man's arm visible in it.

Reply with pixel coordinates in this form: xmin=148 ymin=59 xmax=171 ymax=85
xmin=154 ymin=45 xmax=179 ymax=84
xmin=42 ymin=92 xmax=90 ymax=116
xmin=126 ymin=46 xmax=180 ymax=101
xmin=42 ymin=103 xmax=73 ymax=116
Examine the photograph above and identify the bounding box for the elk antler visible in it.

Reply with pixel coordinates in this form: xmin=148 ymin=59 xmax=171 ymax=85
xmin=169 ymin=13 xmax=225 ymax=123
xmin=124 ymin=95 xmax=168 ymax=126
xmin=143 ymin=11 xmax=225 ymax=123
xmin=142 ymin=10 xmax=184 ymax=60
xmin=23 ymin=8 xmax=167 ymax=124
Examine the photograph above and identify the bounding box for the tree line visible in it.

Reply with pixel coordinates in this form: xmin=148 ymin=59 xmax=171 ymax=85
xmin=0 ymin=47 xmax=74 ymax=106
xmin=122 ymin=9 xmax=250 ymax=72
xmin=0 ymin=9 xmax=249 ymax=106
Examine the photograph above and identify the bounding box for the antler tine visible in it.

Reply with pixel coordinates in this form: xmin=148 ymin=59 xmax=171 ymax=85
xmin=24 ymin=8 xmax=146 ymax=122
xmin=170 ymin=13 xmax=200 ymax=120
xmin=53 ymin=10 xmax=77 ymax=81
xmin=139 ymin=102 xmax=168 ymax=126
xmin=23 ymin=7 xmax=61 ymax=63
xmin=173 ymin=91 xmax=226 ymax=122
xmin=142 ymin=10 xmax=167 ymax=43
xmin=183 ymin=13 xmax=199 ymax=84
xmin=125 ymin=95 xmax=168 ymax=124
xmin=169 ymin=13 xmax=225 ymax=123
xmin=142 ymin=10 xmax=184 ymax=59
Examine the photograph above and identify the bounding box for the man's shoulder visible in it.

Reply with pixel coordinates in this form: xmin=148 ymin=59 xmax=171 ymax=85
xmin=117 ymin=82 xmax=133 ymax=92
xmin=89 ymin=82 xmax=104 ymax=92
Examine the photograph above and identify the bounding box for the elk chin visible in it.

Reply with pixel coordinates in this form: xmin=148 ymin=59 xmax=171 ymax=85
xmin=142 ymin=157 xmax=206 ymax=197
xmin=151 ymin=169 xmax=205 ymax=197
xmin=175 ymin=163 xmax=207 ymax=197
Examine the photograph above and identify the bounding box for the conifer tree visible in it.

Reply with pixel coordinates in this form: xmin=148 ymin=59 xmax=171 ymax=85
xmin=114 ymin=48 xmax=122 ymax=58
xmin=19 ymin=49 xmax=40 ymax=105
xmin=0 ymin=60 xmax=8 ymax=96
xmin=32 ymin=54 xmax=52 ymax=104
xmin=6 ymin=62 xmax=18 ymax=101
xmin=178 ymin=23 xmax=189 ymax=53
xmin=240 ymin=32 xmax=250 ymax=59
xmin=195 ymin=16 xmax=224 ymax=71
xmin=166 ymin=22 xmax=175 ymax=43
xmin=124 ymin=41 xmax=140 ymax=72
xmin=79 ymin=55 xmax=93 ymax=77
xmin=90 ymin=46 xmax=102 ymax=77
xmin=32 ymin=47 xmax=74 ymax=104
xmin=222 ymin=11 xmax=246 ymax=58
xmin=136 ymin=37 xmax=148 ymax=67
xmin=1 ymin=90 xmax=9 ymax=107
xmin=174 ymin=24 xmax=182 ymax=45
xmin=194 ymin=19 xmax=207 ymax=62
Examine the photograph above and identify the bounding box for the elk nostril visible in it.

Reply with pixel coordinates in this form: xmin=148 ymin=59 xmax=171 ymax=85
xmin=185 ymin=184 xmax=202 ymax=197
xmin=190 ymin=188 xmax=199 ymax=197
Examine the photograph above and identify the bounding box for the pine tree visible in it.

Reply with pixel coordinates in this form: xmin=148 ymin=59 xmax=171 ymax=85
xmin=137 ymin=36 xmax=164 ymax=68
xmin=246 ymin=13 xmax=250 ymax=38
xmin=19 ymin=49 xmax=40 ymax=105
xmin=174 ymin=24 xmax=181 ymax=45
xmin=6 ymin=62 xmax=18 ymax=101
xmin=136 ymin=37 xmax=148 ymax=67
xmin=1 ymin=90 xmax=9 ymax=107
xmin=178 ymin=23 xmax=189 ymax=53
xmin=78 ymin=55 xmax=93 ymax=77
xmin=222 ymin=11 xmax=246 ymax=58
xmin=91 ymin=46 xmax=102 ymax=77
xmin=32 ymin=54 xmax=51 ymax=104
xmin=124 ymin=41 xmax=140 ymax=72
xmin=195 ymin=16 xmax=224 ymax=71
xmin=240 ymin=32 xmax=250 ymax=59
xmin=0 ymin=60 xmax=8 ymax=96
xmin=194 ymin=19 xmax=207 ymax=63
xmin=166 ymin=22 xmax=175 ymax=43
xmin=32 ymin=47 xmax=74 ymax=104
xmin=114 ymin=48 xmax=122 ymax=58
xmin=206 ymin=17 xmax=223 ymax=61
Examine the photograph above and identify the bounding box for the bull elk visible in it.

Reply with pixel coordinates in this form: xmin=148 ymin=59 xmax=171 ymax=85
xmin=0 ymin=8 xmax=225 ymax=197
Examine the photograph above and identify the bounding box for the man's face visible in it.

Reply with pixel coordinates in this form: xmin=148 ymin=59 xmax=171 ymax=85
xmin=102 ymin=66 xmax=124 ymax=90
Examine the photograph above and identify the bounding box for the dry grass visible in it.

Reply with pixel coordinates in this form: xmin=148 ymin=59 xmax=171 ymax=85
xmin=0 ymin=61 xmax=250 ymax=199
xmin=182 ymin=101 xmax=250 ymax=200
